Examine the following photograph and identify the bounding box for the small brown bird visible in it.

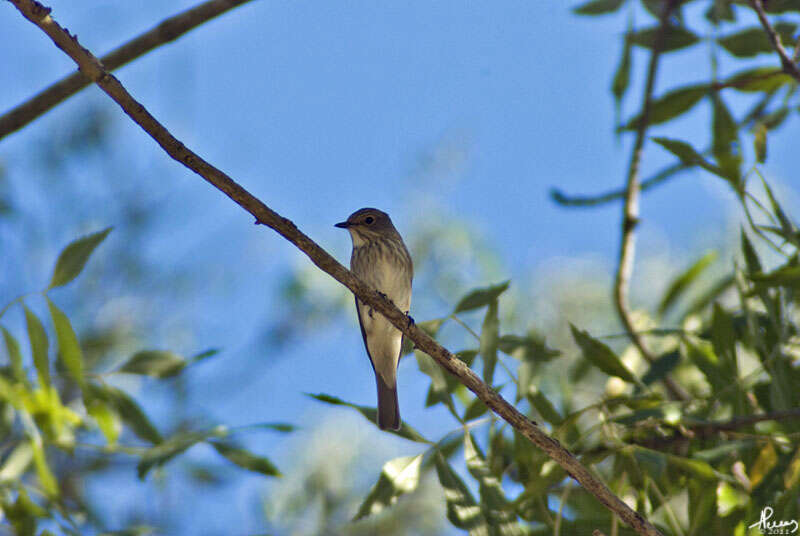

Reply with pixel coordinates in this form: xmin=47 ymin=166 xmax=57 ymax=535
xmin=336 ymin=208 xmax=413 ymax=430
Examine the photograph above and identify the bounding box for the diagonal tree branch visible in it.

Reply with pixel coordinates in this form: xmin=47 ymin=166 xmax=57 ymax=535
xmin=613 ymin=0 xmax=689 ymax=402
xmin=748 ymin=0 xmax=800 ymax=82
xmin=0 ymin=0 xmax=255 ymax=141
xmin=8 ymin=1 xmax=664 ymax=534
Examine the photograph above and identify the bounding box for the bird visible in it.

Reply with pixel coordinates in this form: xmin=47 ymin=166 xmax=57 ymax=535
xmin=336 ymin=208 xmax=413 ymax=431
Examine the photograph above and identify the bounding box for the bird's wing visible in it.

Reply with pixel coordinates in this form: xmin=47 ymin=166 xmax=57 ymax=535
xmin=355 ymin=297 xmax=378 ymax=375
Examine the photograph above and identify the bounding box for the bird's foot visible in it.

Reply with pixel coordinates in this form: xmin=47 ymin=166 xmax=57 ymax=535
xmin=406 ymin=312 xmax=415 ymax=328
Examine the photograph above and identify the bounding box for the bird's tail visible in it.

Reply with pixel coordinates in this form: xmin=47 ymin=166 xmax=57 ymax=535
xmin=376 ymin=373 xmax=400 ymax=431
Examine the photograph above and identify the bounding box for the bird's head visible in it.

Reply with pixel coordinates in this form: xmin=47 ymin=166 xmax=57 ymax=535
xmin=335 ymin=208 xmax=396 ymax=245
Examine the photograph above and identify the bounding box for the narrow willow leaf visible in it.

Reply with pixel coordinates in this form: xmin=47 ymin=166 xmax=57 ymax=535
xmin=46 ymin=298 xmax=84 ymax=389
xmin=629 ymin=25 xmax=700 ymax=52
xmin=651 ymin=137 xmax=729 ymax=180
xmin=497 ymin=333 xmax=560 ymax=362
xmin=434 ymin=452 xmax=489 ymax=534
xmin=453 ymin=281 xmax=510 ymax=313
xmin=23 ymin=305 xmax=50 ymax=387
xmin=658 ymin=251 xmax=717 ymax=316
xmin=741 ymin=229 xmax=762 ymax=274
xmin=570 ymin=324 xmax=637 ymax=383
xmin=754 ymin=123 xmax=768 ymax=163
xmin=722 ymin=67 xmax=793 ymax=93
xmin=463 ymin=433 xmax=523 ymax=534
xmin=572 ymin=0 xmax=624 ymax=15
xmin=749 ymin=265 xmax=800 ymax=288
xmin=416 ymin=350 xmax=457 ymax=415
xmin=706 ymin=0 xmax=735 ymax=24
xmin=87 ymin=383 xmax=162 ymax=444
xmin=711 ymin=94 xmax=741 ymax=184
xmin=117 ymin=350 xmax=186 ymax=378
xmin=355 ymin=454 xmax=423 ymax=520
xmin=641 ymin=350 xmax=680 ymax=386
xmin=683 ymin=273 xmax=735 ymax=318
xmin=30 ymin=436 xmax=58 ymax=497
xmin=463 ymin=397 xmax=489 ymax=421
xmin=612 ymin=23 xmax=633 ymax=107
xmin=624 ymin=85 xmax=707 ymax=130
xmin=479 ymin=301 xmax=499 ymax=386
xmin=760 ymin=177 xmax=797 ymax=245
xmin=49 ymin=227 xmax=112 ymax=289
xmin=718 ymin=23 xmax=797 ymax=58
xmin=0 ymin=442 xmax=33 ymax=481
xmin=137 ymin=428 xmax=225 ymax=479
xmin=306 ymin=393 xmax=428 ymax=442
xmin=1 ymin=325 xmax=26 ymax=383
xmin=527 ymin=386 xmax=563 ymax=425
xmin=682 ymin=338 xmax=727 ymax=392
xmin=211 ymin=441 xmax=281 ymax=477
xmin=88 ymin=400 xmax=121 ymax=446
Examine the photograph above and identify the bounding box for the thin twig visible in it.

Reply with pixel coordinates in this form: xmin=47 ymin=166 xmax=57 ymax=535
xmin=9 ymin=1 xmax=664 ymax=535
xmin=748 ymin=0 xmax=800 ymax=82
xmin=613 ymin=0 xmax=688 ymax=402
xmin=0 ymin=0 xmax=255 ymax=141
xmin=550 ymin=161 xmax=686 ymax=208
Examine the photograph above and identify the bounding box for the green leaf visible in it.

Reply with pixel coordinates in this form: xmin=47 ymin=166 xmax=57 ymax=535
xmin=87 ymin=383 xmax=162 ymax=444
xmin=416 ymin=350 xmax=457 ymax=416
xmin=453 ymin=281 xmax=510 ymax=314
xmin=706 ymin=0 xmax=735 ymax=24
xmin=651 ymin=137 xmax=729 ymax=180
xmin=1 ymin=326 xmax=26 ymax=383
xmin=761 ymin=176 xmax=797 ymax=246
xmin=682 ymin=337 xmax=727 ymax=392
xmin=137 ymin=428 xmax=225 ymax=479
xmin=49 ymin=227 xmax=112 ymax=289
xmin=46 ymin=298 xmax=84 ymax=389
xmin=479 ymin=301 xmax=499 ymax=386
xmin=749 ymin=265 xmax=800 ymax=288
xmin=612 ymin=23 xmax=633 ymax=108
xmin=741 ymin=229 xmax=762 ymax=274
xmin=463 ymin=433 xmax=523 ymax=535
xmin=624 ymin=85 xmax=707 ymax=130
xmin=722 ymin=67 xmax=793 ymax=93
xmin=463 ymin=397 xmax=489 ymax=421
xmin=434 ymin=452 xmax=489 ymax=534
xmin=711 ymin=94 xmax=741 ymax=184
xmin=641 ymin=350 xmax=680 ymax=385
xmin=573 ymin=0 xmax=624 ymax=15
xmin=754 ymin=123 xmax=768 ymax=163
xmin=355 ymin=454 xmax=423 ymax=520
xmin=629 ymin=25 xmax=700 ymax=52
xmin=718 ymin=23 xmax=797 ymax=57
xmin=30 ymin=436 xmax=58 ymax=497
xmin=497 ymin=333 xmax=560 ymax=362
xmin=306 ymin=393 xmax=429 ymax=442
xmin=246 ymin=422 xmax=297 ymax=433
xmin=526 ymin=386 xmax=563 ymax=425
xmin=570 ymin=324 xmax=637 ymax=383
xmin=117 ymin=350 xmax=186 ymax=378
xmin=210 ymin=441 xmax=281 ymax=477
xmin=24 ymin=305 xmax=50 ymax=387
xmin=87 ymin=399 xmax=121 ymax=446
xmin=658 ymin=251 xmax=717 ymax=316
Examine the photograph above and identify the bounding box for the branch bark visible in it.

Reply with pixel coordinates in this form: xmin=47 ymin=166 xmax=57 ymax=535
xmin=613 ymin=0 xmax=689 ymax=402
xmin=8 ymin=1 xmax=664 ymax=535
xmin=748 ymin=0 xmax=800 ymax=82
xmin=0 ymin=0 xmax=255 ymax=141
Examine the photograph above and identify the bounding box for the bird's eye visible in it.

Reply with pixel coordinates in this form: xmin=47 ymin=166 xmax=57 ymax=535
xmin=365 ymin=216 xmax=374 ymax=225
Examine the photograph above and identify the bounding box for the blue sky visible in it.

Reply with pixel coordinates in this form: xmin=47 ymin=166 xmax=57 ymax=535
xmin=2 ymin=0 xmax=799 ymax=533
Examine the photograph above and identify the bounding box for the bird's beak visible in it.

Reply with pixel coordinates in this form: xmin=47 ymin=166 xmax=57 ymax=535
xmin=334 ymin=221 xmax=351 ymax=229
